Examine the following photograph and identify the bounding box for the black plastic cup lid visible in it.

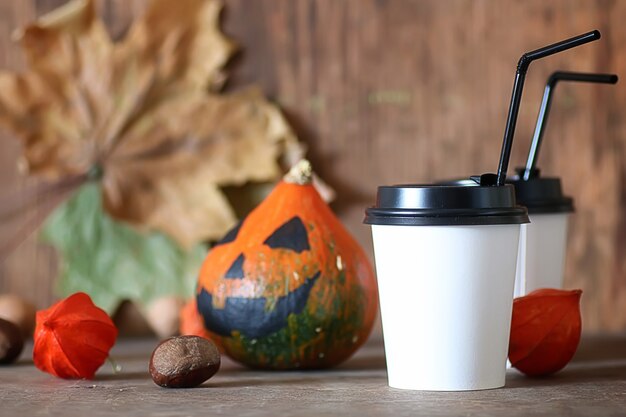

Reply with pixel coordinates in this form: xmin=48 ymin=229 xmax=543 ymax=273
xmin=508 ymin=168 xmax=574 ymax=214
xmin=364 ymin=180 xmax=529 ymax=226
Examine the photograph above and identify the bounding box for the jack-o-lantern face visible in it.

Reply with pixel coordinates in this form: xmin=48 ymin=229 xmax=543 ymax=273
xmin=197 ymin=216 xmax=321 ymax=339
xmin=196 ymin=176 xmax=378 ymax=370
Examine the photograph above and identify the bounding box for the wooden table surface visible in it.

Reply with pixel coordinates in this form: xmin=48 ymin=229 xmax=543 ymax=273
xmin=1 ymin=334 xmax=625 ymax=417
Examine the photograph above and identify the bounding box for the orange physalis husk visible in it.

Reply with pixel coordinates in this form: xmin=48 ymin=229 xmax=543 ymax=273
xmin=179 ymin=298 xmax=212 ymax=341
xmin=509 ymin=288 xmax=582 ymax=377
xmin=33 ymin=292 xmax=118 ymax=379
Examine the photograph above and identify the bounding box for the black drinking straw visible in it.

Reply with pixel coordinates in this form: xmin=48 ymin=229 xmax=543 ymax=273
xmin=521 ymin=71 xmax=618 ymax=180
xmin=493 ymin=30 xmax=601 ymax=186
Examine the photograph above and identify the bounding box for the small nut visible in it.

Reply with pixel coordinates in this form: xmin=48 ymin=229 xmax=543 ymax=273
xmin=0 ymin=318 xmax=24 ymax=364
xmin=149 ymin=335 xmax=220 ymax=388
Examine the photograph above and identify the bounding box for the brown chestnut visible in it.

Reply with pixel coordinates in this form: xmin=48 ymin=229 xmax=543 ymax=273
xmin=149 ymin=335 xmax=220 ymax=388
xmin=0 ymin=318 xmax=24 ymax=364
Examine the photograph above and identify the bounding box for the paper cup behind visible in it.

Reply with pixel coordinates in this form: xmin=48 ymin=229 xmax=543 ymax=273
xmin=509 ymin=176 xmax=573 ymax=298
xmin=514 ymin=213 xmax=569 ymax=297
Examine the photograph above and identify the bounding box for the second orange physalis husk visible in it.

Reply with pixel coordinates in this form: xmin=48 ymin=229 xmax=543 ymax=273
xmin=509 ymin=288 xmax=582 ymax=376
xmin=179 ymin=298 xmax=213 ymax=341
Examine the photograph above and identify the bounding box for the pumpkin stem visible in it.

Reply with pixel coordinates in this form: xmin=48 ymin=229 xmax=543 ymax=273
xmin=284 ymin=159 xmax=313 ymax=185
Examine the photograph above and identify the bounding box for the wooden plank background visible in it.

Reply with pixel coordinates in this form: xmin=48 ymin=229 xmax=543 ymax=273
xmin=0 ymin=0 xmax=625 ymax=332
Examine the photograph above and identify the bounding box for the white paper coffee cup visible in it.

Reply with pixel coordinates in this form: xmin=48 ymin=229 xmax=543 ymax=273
xmin=365 ymin=182 xmax=528 ymax=391
xmin=372 ymin=224 xmax=520 ymax=390
xmin=510 ymin=69 xmax=616 ymax=295
xmin=509 ymin=176 xmax=574 ymax=298
xmin=514 ymin=213 xmax=569 ymax=297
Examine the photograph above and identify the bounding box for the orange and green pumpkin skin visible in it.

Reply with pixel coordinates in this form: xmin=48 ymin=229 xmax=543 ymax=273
xmin=196 ymin=178 xmax=378 ymax=369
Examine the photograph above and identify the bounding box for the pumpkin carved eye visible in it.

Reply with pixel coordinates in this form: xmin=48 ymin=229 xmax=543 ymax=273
xmin=263 ymin=216 xmax=310 ymax=253
xmin=224 ymin=253 xmax=245 ymax=279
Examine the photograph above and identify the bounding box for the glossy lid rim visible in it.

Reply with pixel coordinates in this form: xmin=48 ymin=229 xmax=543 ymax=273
xmin=364 ymin=183 xmax=529 ymax=226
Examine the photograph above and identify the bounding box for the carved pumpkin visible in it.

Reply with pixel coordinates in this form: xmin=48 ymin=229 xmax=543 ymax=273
xmin=196 ymin=161 xmax=378 ymax=369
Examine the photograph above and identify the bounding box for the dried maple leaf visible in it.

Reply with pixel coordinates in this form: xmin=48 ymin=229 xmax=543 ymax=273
xmin=0 ymin=0 xmax=299 ymax=248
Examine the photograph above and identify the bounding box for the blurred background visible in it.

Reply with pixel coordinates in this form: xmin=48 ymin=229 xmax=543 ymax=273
xmin=0 ymin=0 xmax=624 ymax=333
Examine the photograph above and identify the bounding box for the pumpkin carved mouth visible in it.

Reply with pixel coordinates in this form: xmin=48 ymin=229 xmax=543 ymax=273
xmin=197 ymin=270 xmax=321 ymax=339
